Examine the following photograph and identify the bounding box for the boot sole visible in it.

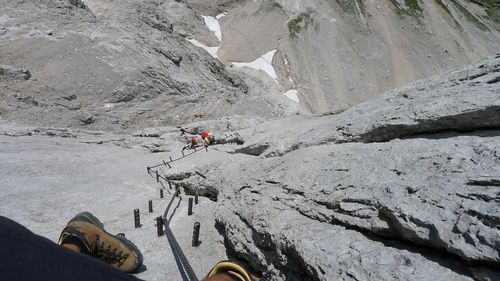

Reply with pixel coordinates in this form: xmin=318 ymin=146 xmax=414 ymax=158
xmin=70 ymin=212 xmax=144 ymax=273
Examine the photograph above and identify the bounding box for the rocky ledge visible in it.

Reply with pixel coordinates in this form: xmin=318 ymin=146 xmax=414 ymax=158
xmin=165 ymin=55 xmax=500 ymax=280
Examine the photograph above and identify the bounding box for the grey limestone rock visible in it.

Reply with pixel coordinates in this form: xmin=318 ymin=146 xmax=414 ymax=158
xmin=0 ymin=0 xmax=284 ymax=133
xmin=2 ymin=1 xmax=500 ymax=280
xmin=68 ymin=0 xmax=88 ymax=10
xmin=214 ymin=133 xmax=500 ymax=280
xmin=236 ymin=55 xmax=500 ymax=157
xmin=75 ymin=112 xmax=95 ymax=125
xmin=0 ymin=65 xmax=31 ymax=81
xmin=168 ymin=56 xmax=500 ymax=280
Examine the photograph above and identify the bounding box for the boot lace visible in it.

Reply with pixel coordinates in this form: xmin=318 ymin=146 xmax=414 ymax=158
xmin=94 ymin=234 xmax=129 ymax=266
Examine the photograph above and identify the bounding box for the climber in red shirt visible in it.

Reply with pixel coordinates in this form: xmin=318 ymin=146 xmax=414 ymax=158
xmin=182 ymin=136 xmax=199 ymax=151
xmin=200 ymin=131 xmax=215 ymax=145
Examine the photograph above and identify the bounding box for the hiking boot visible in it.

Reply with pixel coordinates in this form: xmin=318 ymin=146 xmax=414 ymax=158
xmin=58 ymin=212 xmax=143 ymax=273
xmin=206 ymin=261 xmax=258 ymax=281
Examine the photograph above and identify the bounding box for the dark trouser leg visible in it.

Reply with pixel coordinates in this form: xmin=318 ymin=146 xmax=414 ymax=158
xmin=0 ymin=216 xmax=143 ymax=281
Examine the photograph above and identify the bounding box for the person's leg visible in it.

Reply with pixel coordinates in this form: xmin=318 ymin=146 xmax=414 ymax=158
xmin=62 ymin=243 xmax=82 ymax=253
xmin=0 ymin=215 xmax=142 ymax=281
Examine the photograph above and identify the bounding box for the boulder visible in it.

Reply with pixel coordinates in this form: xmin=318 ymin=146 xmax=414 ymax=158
xmin=0 ymin=65 xmax=31 ymax=81
xmin=75 ymin=112 xmax=95 ymax=125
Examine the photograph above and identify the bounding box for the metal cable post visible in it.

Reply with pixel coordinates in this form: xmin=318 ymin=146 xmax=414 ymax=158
xmin=134 ymin=209 xmax=142 ymax=228
xmin=192 ymin=222 xmax=200 ymax=247
xmin=188 ymin=197 xmax=193 ymax=216
xmin=156 ymin=216 xmax=164 ymax=237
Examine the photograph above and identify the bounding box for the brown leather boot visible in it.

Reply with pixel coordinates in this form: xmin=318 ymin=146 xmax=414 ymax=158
xmin=58 ymin=212 xmax=143 ymax=273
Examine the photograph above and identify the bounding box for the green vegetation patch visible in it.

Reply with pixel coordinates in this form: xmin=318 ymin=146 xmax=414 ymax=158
xmin=358 ymin=0 xmax=366 ymax=14
xmin=336 ymin=0 xmax=356 ymax=13
xmin=388 ymin=0 xmax=424 ymax=19
xmin=449 ymin=0 xmax=489 ymax=30
xmin=287 ymin=11 xmax=314 ymax=38
xmin=475 ymin=0 xmax=500 ymax=25
xmin=435 ymin=0 xmax=499 ymax=27
xmin=404 ymin=0 xmax=424 ymax=17
xmin=486 ymin=7 xmax=500 ymax=25
xmin=269 ymin=0 xmax=283 ymax=10
xmin=434 ymin=0 xmax=452 ymax=16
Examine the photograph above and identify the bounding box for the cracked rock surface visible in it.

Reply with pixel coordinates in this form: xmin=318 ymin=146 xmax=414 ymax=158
xmin=166 ymin=56 xmax=500 ymax=280
xmin=217 ymin=135 xmax=500 ymax=279
xmin=235 ymin=55 xmax=500 ymax=157
xmin=2 ymin=1 xmax=500 ymax=280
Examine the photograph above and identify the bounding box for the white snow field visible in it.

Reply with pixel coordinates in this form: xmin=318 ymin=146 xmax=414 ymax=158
xmin=189 ymin=14 xmax=283 ymax=85
xmin=188 ymin=13 xmax=301 ymax=105
xmin=187 ymin=38 xmax=220 ymax=58
xmin=186 ymin=14 xmax=225 ymax=58
xmin=283 ymin=89 xmax=300 ymax=103
xmin=232 ymin=49 xmax=278 ymax=83
xmin=202 ymin=15 xmax=222 ymax=41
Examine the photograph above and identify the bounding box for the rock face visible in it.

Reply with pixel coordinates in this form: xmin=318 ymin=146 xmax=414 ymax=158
xmin=218 ymin=135 xmax=500 ymax=279
xmin=0 ymin=0 xmax=290 ymax=132
xmin=165 ymin=56 xmax=500 ymax=280
xmin=236 ymin=55 xmax=500 ymax=157
xmin=2 ymin=1 xmax=500 ymax=280
xmin=191 ymin=0 xmax=500 ymax=113
xmin=1 ymin=0 xmax=500 ymax=132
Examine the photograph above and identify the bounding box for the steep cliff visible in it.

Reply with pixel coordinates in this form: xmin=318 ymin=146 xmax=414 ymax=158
xmin=0 ymin=0 xmax=291 ymax=132
xmin=1 ymin=0 xmax=499 ymax=131
xmin=185 ymin=0 xmax=500 ymax=112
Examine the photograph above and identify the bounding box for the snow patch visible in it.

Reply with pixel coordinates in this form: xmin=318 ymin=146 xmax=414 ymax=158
xmin=187 ymin=14 xmax=225 ymax=57
xmin=187 ymin=38 xmax=219 ymax=58
xmin=216 ymin=13 xmax=228 ymax=20
xmin=232 ymin=50 xmax=278 ymax=82
xmin=201 ymin=15 xmax=222 ymax=41
xmin=103 ymin=103 xmax=115 ymax=108
xmin=283 ymin=89 xmax=300 ymax=103
xmin=190 ymin=14 xmax=280 ymax=84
